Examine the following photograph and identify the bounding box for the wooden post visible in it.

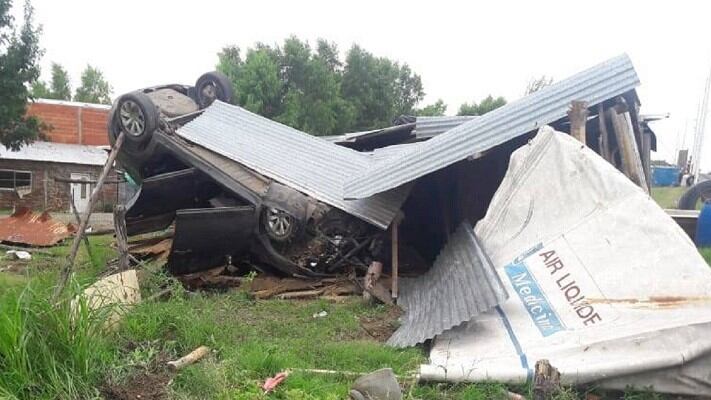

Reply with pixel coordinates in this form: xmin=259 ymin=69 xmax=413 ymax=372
xmin=70 ymin=197 xmax=93 ymax=261
xmin=607 ymin=102 xmax=649 ymax=191
xmin=114 ymin=204 xmax=129 ymax=271
xmin=53 ymin=131 xmax=126 ymax=301
xmin=597 ymin=103 xmax=610 ymax=161
xmin=391 ymin=216 xmax=401 ymax=300
xmin=567 ymin=100 xmax=589 ymax=144
xmin=533 ymin=359 xmax=561 ymax=400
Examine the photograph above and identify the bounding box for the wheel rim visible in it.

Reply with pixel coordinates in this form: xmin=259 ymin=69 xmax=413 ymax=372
xmin=199 ymin=81 xmax=221 ymax=106
xmin=119 ymin=100 xmax=146 ymax=136
xmin=266 ymin=208 xmax=292 ymax=238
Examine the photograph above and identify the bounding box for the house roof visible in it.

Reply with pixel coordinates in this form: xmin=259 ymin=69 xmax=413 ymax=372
xmin=0 ymin=141 xmax=107 ymax=166
xmin=343 ymin=54 xmax=641 ymax=199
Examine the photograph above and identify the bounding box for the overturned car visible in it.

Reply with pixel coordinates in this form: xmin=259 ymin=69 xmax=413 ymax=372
xmin=109 ymin=72 xmax=391 ymax=277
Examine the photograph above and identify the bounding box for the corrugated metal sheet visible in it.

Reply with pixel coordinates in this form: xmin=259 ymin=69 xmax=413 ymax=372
xmin=0 ymin=141 xmax=107 ymax=166
xmin=387 ymin=221 xmax=508 ymax=347
xmin=0 ymin=207 xmax=77 ymax=246
xmin=414 ymin=116 xmax=477 ymax=138
xmin=345 ymin=54 xmax=640 ymax=199
xmin=176 ymin=102 xmax=409 ymax=229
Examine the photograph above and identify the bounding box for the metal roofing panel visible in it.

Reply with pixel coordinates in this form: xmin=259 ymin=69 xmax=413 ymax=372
xmin=0 ymin=141 xmax=107 ymax=166
xmin=414 ymin=116 xmax=477 ymax=138
xmin=387 ymin=221 xmax=508 ymax=347
xmin=176 ymin=102 xmax=409 ymax=229
xmin=345 ymin=54 xmax=640 ymax=199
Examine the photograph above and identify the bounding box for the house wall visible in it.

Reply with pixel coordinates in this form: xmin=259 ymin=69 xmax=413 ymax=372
xmin=0 ymin=159 xmax=117 ymax=212
xmin=26 ymin=101 xmax=110 ymax=146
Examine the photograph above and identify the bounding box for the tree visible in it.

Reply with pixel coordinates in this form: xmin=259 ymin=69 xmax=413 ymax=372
xmin=0 ymin=0 xmax=44 ymax=150
xmin=525 ymin=75 xmax=553 ymax=95
xmin=217 ymin=38 xmax=426 ymax=135
xmin=30 ymin=79 xmax=50 ymax=98
xmin=415 ymin=99 xmax=447 ymax=116
xmin=49 ymin=62 xmax=70 ymax=100
xmin=457 ymin=95 xmax=507 ymax=116
xmin=74 ymin=65 xmax=111 ymax=104
xmin=341 ymin=45 xmax=424 ymax=130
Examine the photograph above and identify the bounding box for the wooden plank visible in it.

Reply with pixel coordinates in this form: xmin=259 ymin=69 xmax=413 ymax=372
xmin=391 ymin=218 xmax=399 ymax=299
xmin=607 ymin=103 xmax=649 ymax=192
xmin=567 ymin=100 xmax=589 ymax=144
xmin=114 ymin=204 xmax=129 ymax=271
xmin=597 ymin=103 xmax=610 ymax=161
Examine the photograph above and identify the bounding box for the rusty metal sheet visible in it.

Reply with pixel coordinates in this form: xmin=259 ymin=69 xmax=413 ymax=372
xmin=0 ymin=207 xmax=76 ymax=246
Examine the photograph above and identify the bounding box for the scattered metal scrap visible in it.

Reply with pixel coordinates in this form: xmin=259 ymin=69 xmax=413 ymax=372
xmin=0 ymin=207 xmax=76 ymax=246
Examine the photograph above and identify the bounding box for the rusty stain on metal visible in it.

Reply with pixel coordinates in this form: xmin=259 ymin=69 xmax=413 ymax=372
xmin=588 ymin=296 xmax=711 ymax=308
xmin=0 ymin=207 xmax=76 ymax=247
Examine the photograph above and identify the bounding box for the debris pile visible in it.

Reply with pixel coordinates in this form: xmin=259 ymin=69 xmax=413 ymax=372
xmin=0 ymin=207 xmax=76 ymax=246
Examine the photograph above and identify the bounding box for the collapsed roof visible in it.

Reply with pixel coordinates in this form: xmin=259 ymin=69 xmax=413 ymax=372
xmin=343 ymin=54 xmax=640 ymax=199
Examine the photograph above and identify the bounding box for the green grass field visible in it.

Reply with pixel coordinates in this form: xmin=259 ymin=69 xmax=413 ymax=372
xmin=650 ymin=187 xmax=687 ymax=209
xmin=0 ymin=190 xmax=706 ymax=399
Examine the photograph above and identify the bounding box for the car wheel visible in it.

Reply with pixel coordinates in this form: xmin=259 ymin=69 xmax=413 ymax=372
xmin=263 ymin=207 xmax=296 ymax=242
xmin=117 ymin=92 xmax=158 ymax=144
xmin=678 ymin=180 xmax=711 ymax=210
xmin=195 ymin=71 xmax=234 ymax=108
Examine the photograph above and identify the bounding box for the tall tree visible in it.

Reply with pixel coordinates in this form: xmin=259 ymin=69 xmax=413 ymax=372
xmin=49 ymin=62 xmax=70 ymax=100
xmin=217 ymin=38 xmax=425 ymax=134
xmin=0 ymin=0 xmax=44 ymax=150
xmin=457 ymin=95 xmax=507 ymax=116
xmin=341 ymin=45 xmax=424 ymax=130
xmin=415 ymin=99 xmax=447 ymax=116
xmin=30 ymin=79 xmax=50 ymax=98
xmin=74 ymin=65 xmax=111 ymax=104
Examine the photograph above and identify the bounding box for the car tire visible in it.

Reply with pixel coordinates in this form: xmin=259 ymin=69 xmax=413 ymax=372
xmin=678 ymin=180 xmax=711 ymax=210
xmin=116 ymin=92 xmax=159 ymax=145
xmin=262 ymin=207 xmax=297 ymax=242
xmin=195 ymin=71 xmax=234 ymax=108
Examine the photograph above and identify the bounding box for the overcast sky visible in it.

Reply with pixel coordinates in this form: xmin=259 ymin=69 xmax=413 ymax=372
xmin=16 ymin=0 xmax=711 ymax=167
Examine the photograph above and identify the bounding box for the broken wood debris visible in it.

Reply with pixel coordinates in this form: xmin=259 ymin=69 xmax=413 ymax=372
xmin=167 ymin=346 xmax=210 ymax=371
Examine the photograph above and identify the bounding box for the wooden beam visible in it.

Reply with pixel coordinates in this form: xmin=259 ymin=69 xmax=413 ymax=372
xmin=70 ymin=197 xmax=93 ymax=261
xmin=391 ymin=216 xmax=401 ymax=300
xmin=567 ymin=100 xmax=589 ymax=144
xmin=597 ymin=103 xmax=610 ymax=161
xmin=606 ymin=102 xmax=649 ymax=192
xmin=114 ymin=204 xmax=129 ymax=271
xmin=53 ymin=131 xmax=125 ymax=301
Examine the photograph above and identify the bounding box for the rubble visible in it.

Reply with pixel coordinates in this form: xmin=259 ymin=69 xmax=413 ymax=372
xmin=0 ymin=207 xmax=76 ymax=247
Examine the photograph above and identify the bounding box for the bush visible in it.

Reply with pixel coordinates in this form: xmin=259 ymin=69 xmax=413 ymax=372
xmin=0 ymin=281 xmax=116 ymax=399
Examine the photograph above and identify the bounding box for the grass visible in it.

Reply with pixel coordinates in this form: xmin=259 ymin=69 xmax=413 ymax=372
xmin=650 ymin=186 xmax=687 ymax=209
xmin=1 ymin=220 xmax=709 ymax=398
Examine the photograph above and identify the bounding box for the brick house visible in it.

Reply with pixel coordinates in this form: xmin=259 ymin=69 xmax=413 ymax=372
xmin=0 ymin=99 xmax=118 ymax=212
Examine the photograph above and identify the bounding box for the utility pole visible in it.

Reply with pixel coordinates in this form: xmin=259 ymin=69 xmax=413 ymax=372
xmin=691 ymin=65 xmax=711 ymax=183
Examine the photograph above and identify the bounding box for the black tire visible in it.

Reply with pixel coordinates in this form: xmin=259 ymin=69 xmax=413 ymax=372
xmin=678 ymin=180 xmax=711 ymax=209
xmin=116 ymin=92 xmax=159 ymax=144
xmin=195 ymin=71 xmax=234 ymax=108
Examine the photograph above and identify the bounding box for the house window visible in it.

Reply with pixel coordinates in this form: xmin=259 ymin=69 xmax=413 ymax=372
xmin=0 ymin=170 xmax=32 ymax=190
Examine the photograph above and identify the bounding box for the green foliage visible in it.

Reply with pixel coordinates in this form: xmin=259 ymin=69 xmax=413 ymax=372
xmin=415 ymin=99 xmax=447 ymax=116
xmin=48 ymin=62 xmax=70 ymax=100
xmin=74 ymin=64 xmax=112 ymax=104
xmin=457 ymin=95 xmax=507 ymax=116
xmin=29 ymin=79 xmax=49 ymax=97
xmin=0 ymin=281 xmax=115 ymax=399
xmin=0 ymin=0 xmax=44 ymax=150
xmin=217 ymin=38 xmax=424 ymax=135
xmin=31 ymin=62 xmax=72 ymax=100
